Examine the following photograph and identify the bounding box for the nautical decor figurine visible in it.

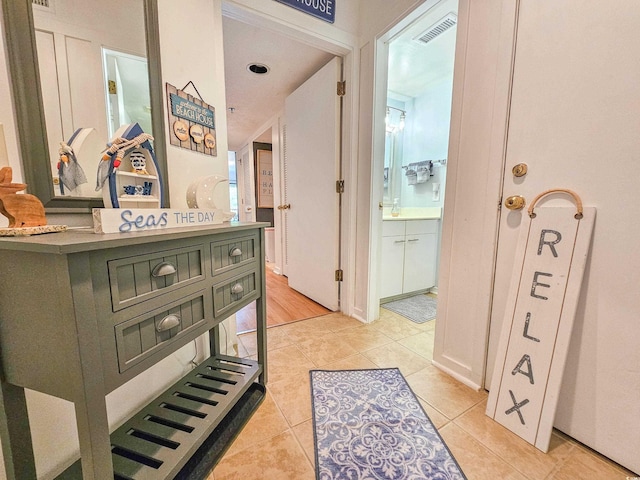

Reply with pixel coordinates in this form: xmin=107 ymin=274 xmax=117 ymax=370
xmin=0 ymin=166 xmax=47 ymax=228
xmin=57 ymin=130 xmax=88 ymax=195
xmin=96 ymin=123 xmax=163 ymax=208
xmin=128 ymin=150 xmax=149 ymax=175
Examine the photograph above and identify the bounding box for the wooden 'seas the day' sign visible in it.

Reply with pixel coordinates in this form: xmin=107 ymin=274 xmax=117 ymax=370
xmin=486 ymin=190 xmax=595 ymax=452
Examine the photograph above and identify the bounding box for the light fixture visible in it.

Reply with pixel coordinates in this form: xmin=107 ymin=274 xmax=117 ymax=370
xmin=385 ymin=105 xmax=407 ymax=131
xmin=247 ymin=63 xmax=270 ymax=75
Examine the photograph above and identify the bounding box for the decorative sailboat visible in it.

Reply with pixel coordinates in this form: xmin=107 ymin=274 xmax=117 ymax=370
xmin=96 ymin=123 xmax=164 ymax=208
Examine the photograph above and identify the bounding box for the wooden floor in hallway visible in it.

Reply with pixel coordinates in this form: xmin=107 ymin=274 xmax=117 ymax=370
xmin=236 ymin=263 xmax=331 ymax=333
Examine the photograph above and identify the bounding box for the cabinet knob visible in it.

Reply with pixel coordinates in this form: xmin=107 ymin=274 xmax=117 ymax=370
xmin=151 ymin=262 xmax=177 ymax=277
xmin=231 ymin=283 xmax=244 ymax=295
xmin=229 ymin=247 xmax=242 ymax=257
xmin=156 ymin=314 xmax=181 ymax=332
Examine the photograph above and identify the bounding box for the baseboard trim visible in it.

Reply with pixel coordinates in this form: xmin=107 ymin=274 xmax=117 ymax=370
xmin=431 ymin=360 xmax=483 ymax=392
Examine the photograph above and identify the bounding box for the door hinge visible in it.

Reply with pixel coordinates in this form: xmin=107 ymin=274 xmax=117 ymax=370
xmin=498 ymin=197 xmax=503 ymax=211
xmin=337 ymin=80 xmax=346 ymax=96
xmin=336 ymin=180 xmax=345 ymax=194
xmin=335 ymin=269 xmax=343 ymax=282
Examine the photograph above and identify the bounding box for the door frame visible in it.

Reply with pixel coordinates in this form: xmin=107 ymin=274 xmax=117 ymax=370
xmin=368 ymin=0 xmax=464 ymax=320
xmin=368 ymin=0 xmax=521 ymax=391
xmin=221 ymin=1 xmax=358 ymax=317
xmin=432 ymin=0 xmax=519 ymax=390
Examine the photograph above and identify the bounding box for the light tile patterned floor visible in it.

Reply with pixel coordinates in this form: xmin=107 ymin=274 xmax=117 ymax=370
xmin=208 ymin=309 xmax=636 ymax=479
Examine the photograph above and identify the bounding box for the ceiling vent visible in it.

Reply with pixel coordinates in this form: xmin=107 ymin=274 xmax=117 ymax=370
xmin=414 ymin=12 xmax=457 ymax=45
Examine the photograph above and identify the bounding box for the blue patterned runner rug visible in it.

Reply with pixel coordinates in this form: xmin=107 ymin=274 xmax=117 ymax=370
xmin=310 ymin=368 xmax=466 ymax=480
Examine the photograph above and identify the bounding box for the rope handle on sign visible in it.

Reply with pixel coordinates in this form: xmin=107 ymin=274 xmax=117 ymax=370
xmin=528 ymin=188 xmax=583 ymax=219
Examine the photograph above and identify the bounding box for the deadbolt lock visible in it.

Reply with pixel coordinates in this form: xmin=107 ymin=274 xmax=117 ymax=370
xmin=504 ymin=195 xmax=526 ymax=210
xmin=512 ymin=163 xmax=528 ymax=177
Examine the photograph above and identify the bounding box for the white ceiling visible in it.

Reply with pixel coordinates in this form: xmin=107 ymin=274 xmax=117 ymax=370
xmin=222 ymin=16 xmax=333 ymax=151
xmin=387 ymin=0 xmax=458 ymax=100
xmin=221 ymin=0 xmax=458 ymax=151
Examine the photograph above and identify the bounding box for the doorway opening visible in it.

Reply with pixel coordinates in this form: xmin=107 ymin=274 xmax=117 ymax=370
xmin=377 ymin=0 xmax=459 ymax=335
xmin=220 ymin=9 xmax=349 ymax=337
xmin=101 ymin=48 xmax=151 ymax=139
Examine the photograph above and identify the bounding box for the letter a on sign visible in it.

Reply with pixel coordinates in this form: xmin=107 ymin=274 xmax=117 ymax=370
xmin=486 ymin=190 xmax=595 ymax=452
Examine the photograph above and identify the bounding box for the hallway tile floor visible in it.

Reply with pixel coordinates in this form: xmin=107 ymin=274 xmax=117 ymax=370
xmin=208 ymin=309 xmax=636 ymax=479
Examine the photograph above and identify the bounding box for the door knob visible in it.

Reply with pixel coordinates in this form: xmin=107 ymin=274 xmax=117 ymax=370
xmin=504 ymin=195 xmax=526 ymax=210
xmin=512 ymin=163 xmax=528 ymax=177
xmin=277 ymin=204 xmax=291 ymax=210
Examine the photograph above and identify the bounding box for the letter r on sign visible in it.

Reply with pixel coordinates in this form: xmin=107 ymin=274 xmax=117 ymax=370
xmin=538 ymin=229 xmax=562 ymax=257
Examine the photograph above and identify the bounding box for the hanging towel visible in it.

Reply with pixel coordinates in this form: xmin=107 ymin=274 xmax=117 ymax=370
xmin=416 ymin=162 xmax=432 ymax=184
xmin=405 ymin=168 xmax=417 ymax=185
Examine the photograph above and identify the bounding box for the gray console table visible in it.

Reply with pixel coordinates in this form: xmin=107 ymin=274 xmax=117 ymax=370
xmin=0 ymin=223 xmax=268 ymax=479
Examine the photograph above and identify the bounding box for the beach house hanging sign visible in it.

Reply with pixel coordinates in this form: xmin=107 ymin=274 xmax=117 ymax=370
xmin=275 ymin=0 xmax=336 ymax=23
xmin=486 ymin=189 xmax=595 ymax=452
xmin=166 ymin=82 xmax=217 ymax=156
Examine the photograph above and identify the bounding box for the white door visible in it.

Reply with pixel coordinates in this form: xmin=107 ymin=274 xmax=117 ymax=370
xmin=283 ymin=57 xmax=341 ymax=311
xmin=486 ymin=1 xmax=640 ymax=472
xmin=236 ymin=146 xmax=254 ymax=223
xmin=280 ymin=123 xmax=290 ymax=276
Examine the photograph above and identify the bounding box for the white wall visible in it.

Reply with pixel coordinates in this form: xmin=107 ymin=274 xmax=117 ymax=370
xmin=160 ymin=1 xmax=230 ymax=210
xmin=399 ymin=74 xmax=453 ymax=209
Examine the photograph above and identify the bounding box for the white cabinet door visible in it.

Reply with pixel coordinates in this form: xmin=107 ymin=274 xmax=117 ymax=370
xmin=403 ymin=233 xmax=437 ymax=293
xmin=380 ymin=235 xmax=405 ymax=298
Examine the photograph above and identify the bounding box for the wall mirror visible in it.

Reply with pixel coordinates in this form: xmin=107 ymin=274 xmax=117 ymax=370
xmin=1 ymin=0 xmax=168 ymax=211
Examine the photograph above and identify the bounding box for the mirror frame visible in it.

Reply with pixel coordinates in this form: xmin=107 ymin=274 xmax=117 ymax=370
xmin=1 ymin=0 xmax=169 ymax=212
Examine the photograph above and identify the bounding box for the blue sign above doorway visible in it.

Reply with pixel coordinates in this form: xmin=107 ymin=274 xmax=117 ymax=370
xmin=275 ymin=0 xmax=336 ymax=24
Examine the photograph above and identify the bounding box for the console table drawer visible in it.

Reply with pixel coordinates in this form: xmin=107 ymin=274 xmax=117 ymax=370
xmin=212 ymin=269 xmax=259 ymax=318
xmin=115 ymin=291 xmax=211 ymax=373
xmin=210 ymin=232 xmax=258 ymax=277
xmin=108 ymin=244 xmax=206 ymax=311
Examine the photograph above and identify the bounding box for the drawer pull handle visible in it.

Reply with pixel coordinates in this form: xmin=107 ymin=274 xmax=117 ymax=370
xmin=394 ymin=240 xmax=406 ymax=244
xmin=407 ymin=238 xmax=420 ymax=242
xmin=229 ymin=247 xmax=242 ymax=257
xmin=156 ymin=314 xmax=180 ymax=332
xmin=151 ymin=262 xmax=177 ymax=277
xmin=231 ymin=283 xmax=244 ymax=295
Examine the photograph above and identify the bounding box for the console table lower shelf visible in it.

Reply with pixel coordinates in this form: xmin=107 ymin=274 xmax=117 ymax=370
xmin=57 ymin=354 xmax=265 ymax=480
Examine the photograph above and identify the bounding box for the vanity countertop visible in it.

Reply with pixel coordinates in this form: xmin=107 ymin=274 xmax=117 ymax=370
xmin=382 ymin=207 xmax=441 ymax=221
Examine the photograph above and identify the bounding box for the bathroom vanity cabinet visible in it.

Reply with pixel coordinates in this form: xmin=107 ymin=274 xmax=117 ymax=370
xmin=380 ymin=219 xmax=438 ymax=299
xmin=0 ymin=223 xmax=267 ymax=479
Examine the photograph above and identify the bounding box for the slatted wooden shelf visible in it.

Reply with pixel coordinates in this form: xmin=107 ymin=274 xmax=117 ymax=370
xmin=57 ymin=355 xmax=262 ymax=480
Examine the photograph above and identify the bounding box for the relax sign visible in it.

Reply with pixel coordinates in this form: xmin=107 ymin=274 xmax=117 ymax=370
xmin=487 ymin=198 xmax=595 ymax=452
